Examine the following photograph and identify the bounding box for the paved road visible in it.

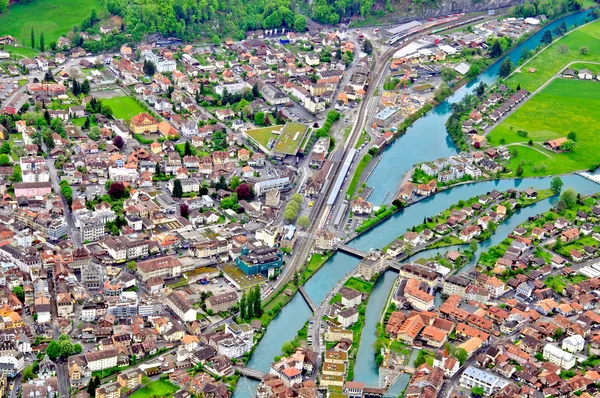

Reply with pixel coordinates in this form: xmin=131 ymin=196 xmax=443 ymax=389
xmin=45 ymin=157 xmax=82 ymax=248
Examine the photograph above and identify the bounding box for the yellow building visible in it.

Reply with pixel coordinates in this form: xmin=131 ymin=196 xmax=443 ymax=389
xmin=129 ymin=113 xmax=158 ymax=134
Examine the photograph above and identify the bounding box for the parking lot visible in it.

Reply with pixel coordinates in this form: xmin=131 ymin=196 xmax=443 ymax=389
xmin=185 ymin=276 xmax=238 ymax=297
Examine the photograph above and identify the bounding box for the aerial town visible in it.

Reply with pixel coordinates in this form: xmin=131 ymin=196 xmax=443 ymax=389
xmin=0 ymin=0 xmax=597 ymax=397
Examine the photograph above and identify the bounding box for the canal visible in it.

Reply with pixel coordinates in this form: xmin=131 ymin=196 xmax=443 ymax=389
xmin=232 ymin=9 xmax=596 ymax=397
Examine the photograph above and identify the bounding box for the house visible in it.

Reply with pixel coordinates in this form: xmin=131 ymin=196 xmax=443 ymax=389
xmin=578 ymin=69 xmax=593 ymax=80
xmin=338 ymin=307 xmax=359 ymax=328
xmin=351 ymin=197 xmax=372 ymax=215
xmin=339 ymin=287 xmax=362 ymax=308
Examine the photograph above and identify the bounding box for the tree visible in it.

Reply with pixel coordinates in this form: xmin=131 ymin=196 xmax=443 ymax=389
xmin=467 ymin=63 xmax=481 ymax=78
xmin=567 ymin=131 xmax=577 ymax=141
xmin=551 ymin=177 xmax=564 ymax=195
xmin=558 ymin=44 xmax=569 ymax=54
xmin=107 ymin=182 xmax=126 ymax=199
xmin=81 ymin=79 xmax=90 ymax=95
xmin=254 ymin=112 xmax=265 ymax=126
xmin=252 ymin=83 xmax=260 ymax=98
xmin=113 ymin=135 xmax=125 ymax=149
xmin=229 ymin=176 xmax=241 ymax=191
xmin=293 ymin=15 xmax=307 ymax=32
xmin=498 ymin=58 xmax=514 ymax=78
xmin=0 ymin=154 xmax=10 ymax=166
xmin=31 ymin=28 xmax=35 ymax=49
xmin=73 ymin=344 xmax=83 ymax=354
xmin=184 ymin=141 xmax=192 ymax=156
xmin=469 ymin=241 xmax=478 ymax=253
xmin=559 ymin=188 xmax=577 ymax=209
xmin=235 ymin=183 xmax=252 ymax=200
xmin=40 ymin=32 xmax=45 ymax=52
xmin=126 ymin=261 xmax=136 ymax=271
xmin=293 ymin=271 xmax=300 ymax=285
xmin=239 ymin=292 xmax=247 ymax=320
xmin=471 ymin=387 xmax=485 ymax=398
xmin=363 ymin=39 xmax=373 ymax=55
xmin=489 ymin=39 xmax=503 ymax=57
xmin=59 ymin=339 xmax=74 ymax=357
xmin=440 ymin=67 xmax=458 ymax=84
xmin=0 ymin=0 xmax=7 ymax=13
xmin=173 ymin=179 xmax=183 ymax=198
xmin=143 ymin=60 xmax=156 ymax=76
xmin=453 ymin=347 xmax=468 ymax=365
xmin=516 ymin=162 xmax=524 ymax=177
xmin=298 ymin=215 xmax=310 ymax=230
xmin=252 ymin=285 xmax=261 ymax=317
xmin=12 ymin=286 xmax=24 ymax=302
xmin=155 ymin=162 xmax=161 ymax=176
xmin=46 ymin=340 xmax=61 ymax=360
xmin=541 ymin=30 xmax=553 ymax=45
xmin=180 ymin=203 xmax=190 ymax=219
xmin=580 ymin=46 xmax=589 ymax=55
xmin=0 ymin=142 xmax=10 ymax=155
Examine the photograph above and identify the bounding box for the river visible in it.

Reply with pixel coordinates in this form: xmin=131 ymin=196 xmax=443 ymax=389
xmin=232 ymin=9 xmax=596 ymax=397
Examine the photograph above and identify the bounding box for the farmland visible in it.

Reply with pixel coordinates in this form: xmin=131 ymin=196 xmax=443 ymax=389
xmin=0 ymin=0 xmax=102 ymax=44
xmin=273 ymin=122 xmax=308 ymax=155
xmin=103 ymin=96 xmax=148 ymax=122
xmin=488 ymin=78 xmax=600 ymax=176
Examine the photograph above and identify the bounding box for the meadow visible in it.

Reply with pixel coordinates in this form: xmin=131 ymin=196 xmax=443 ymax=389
xmin=0 ymin=0 xmax=102 ymax=44
xmin=507 ymin=19 xmax=600 ymax=91
xmin=103 ymin=96 xmax=147 ymax=121
xmin=489 ymin=78 xmax=600 ymax=176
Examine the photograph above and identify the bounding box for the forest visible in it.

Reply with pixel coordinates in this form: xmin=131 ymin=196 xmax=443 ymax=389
xmin=104 ymin=0 xmax=307 ymax=41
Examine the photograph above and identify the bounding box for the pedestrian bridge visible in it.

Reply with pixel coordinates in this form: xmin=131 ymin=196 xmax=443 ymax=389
xmin=234 ymin=366 xmax=266 ymax=381
xmin=337 ymin=244 xmax=368 ymax=258
xmin=298 ymin=285 xmax=316 ymax=312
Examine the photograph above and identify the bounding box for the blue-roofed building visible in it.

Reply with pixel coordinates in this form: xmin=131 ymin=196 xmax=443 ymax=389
xmin=235 ymin=246 xmax=283 ymax=277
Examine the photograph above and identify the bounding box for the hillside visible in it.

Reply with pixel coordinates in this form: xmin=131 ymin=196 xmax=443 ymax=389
xmin=0 ymin=0 xmax=102 ymax=44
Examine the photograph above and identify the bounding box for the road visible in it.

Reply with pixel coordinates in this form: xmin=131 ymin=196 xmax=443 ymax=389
xmin=45 ymin=157 xmax=82 ymax=248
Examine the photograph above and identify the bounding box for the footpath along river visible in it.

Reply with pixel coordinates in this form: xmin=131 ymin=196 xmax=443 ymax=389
xmin=232 ymin=9 xmax=596 ymax=397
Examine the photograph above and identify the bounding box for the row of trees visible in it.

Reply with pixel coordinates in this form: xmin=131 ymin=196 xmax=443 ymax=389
xmin=284 ymin=193 xmax=303 ymax=222
xmin=60 ymin=180 xmax=73 ymax=206
xmin=239 ymin=285 xmax=262 ymax=320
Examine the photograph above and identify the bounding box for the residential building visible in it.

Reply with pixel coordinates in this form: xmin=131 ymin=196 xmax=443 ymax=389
xmin=543 ymin=344 xmax=576 ymax=369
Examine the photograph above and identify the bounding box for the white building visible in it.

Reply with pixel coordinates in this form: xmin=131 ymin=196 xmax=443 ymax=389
xmin=543 ymin=344 xmax=576 ymax=369
xmin=562 ymin=335 xmax=585 ymax=353
xmin=84 ymin=349 xmax=118 ymax=371
xmin=459 ymin=366 xmax=511 ymax=396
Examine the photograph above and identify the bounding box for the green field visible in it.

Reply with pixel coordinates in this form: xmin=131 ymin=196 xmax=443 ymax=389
xmin=0 ymin=0 xmax=102 ymax=44
xmin=103 ymin=96 xmax=147 ymax=122
xmin=488 ymin=78 xmax=600 ymax=176
xmin=273 ymin=122 xmax=308 ymax=154
xmin=245 ymin=125 xmax=282 ymax=148
xmin=507 ymin=20 xmax=600 ymax=91
xmin=129 ymin=380 xmax=178 ymax=398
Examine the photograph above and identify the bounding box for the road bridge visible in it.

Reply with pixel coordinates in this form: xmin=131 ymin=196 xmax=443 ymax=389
xmin=337 ymin=244 xmax=368 ymax=258
xmin=298 ymin=285 xmax=317 ymax=312
xmin=233 ymin=366 xmax=266 ymax=381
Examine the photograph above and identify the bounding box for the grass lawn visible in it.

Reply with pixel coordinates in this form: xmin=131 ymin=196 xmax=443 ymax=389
xmin=0 ymin=0 xmax=102 ymax=44
xmin=346 ymin=154 xmax=372 ymax=199
xmin=507 ymin=19 xmax=600 ymax=91
xmin=245 ymin=125 xmax=282 ymax=148
xmin=129 ymin=380 xmax=178 ymax=398
xmin=344 ymin=277 xmax=373 ymax=293
xmin=273 ymin=122 xmax=308 ymax=155
xmin=488 ymin=78 xmax=600 ymax=176
xmin=103 ymin=96 xmax=147 ymax=122
xmin=2 ymin=46 xmax=39 ymax=59
xmin=301 ymin=253 xmax=332 ymax=281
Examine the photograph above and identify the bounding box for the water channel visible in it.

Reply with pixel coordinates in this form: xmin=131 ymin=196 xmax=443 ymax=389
xmin=232 ymin=9 xmax=596 ymax=397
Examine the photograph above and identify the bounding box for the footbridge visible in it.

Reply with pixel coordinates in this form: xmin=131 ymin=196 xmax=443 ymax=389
xmin=298 ymin=285 xmax=317 ymax=312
